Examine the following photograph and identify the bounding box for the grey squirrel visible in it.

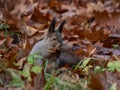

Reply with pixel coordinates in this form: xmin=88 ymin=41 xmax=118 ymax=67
xmin=30 ymin=18 xmax=80 ymax=67
xmin=30 ymin=18 xmax=66 ymax=90
xmin=30 ymin=18 xmax=65 ymax=65
xmin=30 ymin=18 xmax=80 ymax=90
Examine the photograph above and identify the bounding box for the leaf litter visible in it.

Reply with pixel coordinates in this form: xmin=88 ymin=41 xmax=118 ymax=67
xmin=0 ymin=0 xmax=120 ymax=90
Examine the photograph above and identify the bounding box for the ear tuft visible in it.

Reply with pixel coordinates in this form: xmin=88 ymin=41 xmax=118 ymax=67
xmin=48 ymin=18 xmax=56 ymax=34
xmin=58 ymin=20 xmax=66 ymax=33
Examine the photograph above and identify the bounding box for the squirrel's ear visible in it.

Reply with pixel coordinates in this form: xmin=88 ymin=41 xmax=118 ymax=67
xmin=48 ymin=18 xmax=56 ymax=34
xmin=58 ymin=20 xmax=66 ymax=33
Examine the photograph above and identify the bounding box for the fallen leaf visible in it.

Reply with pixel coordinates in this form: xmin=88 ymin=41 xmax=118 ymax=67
xmin=22 ymin=25 xmax=38 ymax=36
xmin=88 ymin=73 xmax=106 ymax=90
xmin=0 ymin=39 xmax=6 ymax=46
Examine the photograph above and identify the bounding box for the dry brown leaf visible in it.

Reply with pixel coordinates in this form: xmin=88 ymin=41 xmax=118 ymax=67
xmin=87 ymin=1 xmax=105 ymax=12
xmin=17 ymin=57 xmax=26 ymax=69
xmin=0 ymin=39 xmax=6 ymax=46
xmin=23 ymin=39 xmax=32 ymax=55
xmin=88 ymin=73 xmax=106 ymax=90
xmin=86 ymin=44 xmax=96 ymax=57
xmin=95 ymin=11 xmax=120 ymax=29
xmin=25 ymin=25 xmax=38 ymax=36
xmin=89 ymin=48 xmax=96 ymax=57
xmin=83 ymin=29 xmax=109 ymax=42
xmin=31 ymin=7 xmax=50 ymax=23
xmin=6 ymin=36 xmax=13 ymax=46
xmin=75 ymin=48 xmax=85 ymax=56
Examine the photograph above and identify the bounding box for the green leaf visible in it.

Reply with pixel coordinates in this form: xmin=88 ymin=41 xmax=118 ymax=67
xmin=74 ymin=58 xmax=91 ymax=71
xmin=27 ymin=55 xmax=35 ymax=64
xmin=83 ymin=65 xmax=92 ymax=73
xmin=34 ymin=54 xmax=44 ymax=59
xmin=31 ymin=65 xmax=42 ymax=74
xmin=81 ymin=58 xmax=91 ymax=68
xmin=22 ymin=64 xmax=31 ymax=81
xmin=112 ymin=44 xmax=119 ymax=49
xmin=43 ymin=60 xmax=48 ymax=73
xmin=7 ymin=69 xmax=24 ymax=87
xmin=107 ymin=61 xmax=120 ymax=72
xmin=0 ymin=23 xmax=9 ymax=30
xmin=44 ymin=76 xmax=55 ymax=90
xmin=74 ymin=60 xmax=82 ymax=71
xmin=94 ymin=66 xmax=102 ymax=73
xmin=0 ymin=78 xmax=3 ymax=85
xmin=27 ymin=54 xmax=44 ymax=64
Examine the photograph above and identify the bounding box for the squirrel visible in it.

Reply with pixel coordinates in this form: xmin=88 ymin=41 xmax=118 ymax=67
xmin=30 ymin=18 xmax=80 ymax=90
xmin=30 ymin=18 xmax=80 ymax=67
xmin=30 ymin=18 xmax=66 ymax=90
xmin=30 ymin=18 xmax=65 ymax=65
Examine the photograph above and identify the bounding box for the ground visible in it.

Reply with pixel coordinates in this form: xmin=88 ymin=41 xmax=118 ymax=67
xmin=0 ymin=0 xmax=120 ymax=90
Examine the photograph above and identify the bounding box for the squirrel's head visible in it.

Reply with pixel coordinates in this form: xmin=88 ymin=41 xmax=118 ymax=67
xmin=45 ymin=18 xmax=66 ymax=50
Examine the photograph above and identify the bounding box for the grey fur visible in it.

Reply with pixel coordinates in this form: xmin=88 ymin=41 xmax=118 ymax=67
xmin=30 ymin=18 xmax=65 ymax=65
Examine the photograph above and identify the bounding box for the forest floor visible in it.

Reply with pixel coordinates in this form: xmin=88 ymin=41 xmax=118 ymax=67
xmin=0 ymin=0 xmax=120 ymax=90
